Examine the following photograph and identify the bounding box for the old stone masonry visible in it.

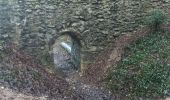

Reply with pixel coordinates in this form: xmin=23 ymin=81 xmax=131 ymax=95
xmin=1 ymin=0 xmax=170 ymax=70
xmin=1 ymin=0 xmax=170 ymax=99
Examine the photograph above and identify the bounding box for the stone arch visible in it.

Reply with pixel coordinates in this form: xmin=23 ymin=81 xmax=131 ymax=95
xmin=51 ymin=30 xmax=81 ymax=71
xmin=59 ymin=29 xmax=81 ymax=47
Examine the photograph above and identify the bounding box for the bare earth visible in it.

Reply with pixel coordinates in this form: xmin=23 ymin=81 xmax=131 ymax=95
xmin=0 ymin=26 xmax=170 ymax=100
xmin=0 ymin=85 xmax=47 ymax=100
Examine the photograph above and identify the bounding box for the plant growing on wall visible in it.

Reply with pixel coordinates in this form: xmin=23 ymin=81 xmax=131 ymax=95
xmin=144 ymin=10 xmax=166 ymax=32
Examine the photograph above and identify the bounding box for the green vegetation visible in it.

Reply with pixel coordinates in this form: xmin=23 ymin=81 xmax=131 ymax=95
xmin=144 ymin=10 xmax=166 ymax=32
xmin=107 ymin=32 xmax=170 ymax=99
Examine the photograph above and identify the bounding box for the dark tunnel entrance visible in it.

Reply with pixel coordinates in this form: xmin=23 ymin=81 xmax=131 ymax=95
xmin=52 ymin=32 xmax=81 ymax=71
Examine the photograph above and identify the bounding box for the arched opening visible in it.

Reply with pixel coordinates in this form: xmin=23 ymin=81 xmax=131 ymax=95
xmin=52 ymin=31 xmax=81 ymax=71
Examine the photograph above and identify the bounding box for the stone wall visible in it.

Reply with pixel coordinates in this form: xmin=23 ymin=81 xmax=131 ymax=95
xmin=0 ymin=0 xmax=170 ymax=70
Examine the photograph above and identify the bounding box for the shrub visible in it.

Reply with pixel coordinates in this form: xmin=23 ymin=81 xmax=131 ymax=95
xmin=106 ymin=33 xmax=170 ymax=99
xmin=144 ymin=10 xmax=166 ymax=32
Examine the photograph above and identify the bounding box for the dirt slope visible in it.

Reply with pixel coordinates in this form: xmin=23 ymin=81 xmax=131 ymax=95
xmin=83 ymin=27 xmax=150 ymax=84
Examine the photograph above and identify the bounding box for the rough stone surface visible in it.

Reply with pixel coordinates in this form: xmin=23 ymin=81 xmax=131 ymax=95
xmin=1 ymin=0 xmax=170 ymax=70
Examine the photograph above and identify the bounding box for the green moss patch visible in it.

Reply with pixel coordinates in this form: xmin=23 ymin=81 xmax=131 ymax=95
xmin=107 ymin=32 xmax=170 ymax=99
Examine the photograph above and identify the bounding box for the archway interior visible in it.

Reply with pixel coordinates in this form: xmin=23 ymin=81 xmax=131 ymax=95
xmin=52 ymin=33 xmax=81 ymax=70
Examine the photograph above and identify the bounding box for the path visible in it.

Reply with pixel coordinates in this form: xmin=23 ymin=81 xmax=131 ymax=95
xmin=65 ymin=70 xmax=114 ymax=100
